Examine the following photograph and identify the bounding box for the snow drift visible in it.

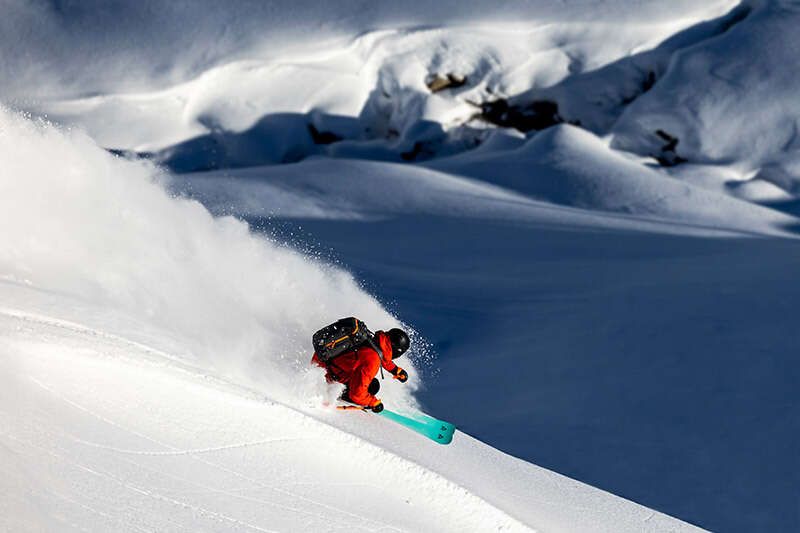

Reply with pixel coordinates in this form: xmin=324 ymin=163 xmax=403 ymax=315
xmin=427 ymin=125 xmax=798 ymax=235
xmin=612 ymin=0 xmax=800 ymax=181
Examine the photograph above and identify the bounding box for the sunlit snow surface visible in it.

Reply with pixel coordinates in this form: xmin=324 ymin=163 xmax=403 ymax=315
xmin=2 ymin=0 xmax=799 ymax=531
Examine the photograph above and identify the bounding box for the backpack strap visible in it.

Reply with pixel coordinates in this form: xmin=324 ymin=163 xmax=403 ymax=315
xmin=367 ymin=335 xmax=386 ymax=379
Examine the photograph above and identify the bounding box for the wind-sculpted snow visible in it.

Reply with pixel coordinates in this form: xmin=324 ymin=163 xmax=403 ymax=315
xmin=2 ymin=0 xmax=733 ymax=101
xmin=19 ymin=0 xmax=800 ymax=224
xmin=17 ymin=2 xmax=736 ymax=158
xmin=498 ymin=2 xmax=752 ymax=136
xmin=612 ymin=0 xmax=800 ymax=189
xmin=427 ymin=125 xmax=799 ymax=235
xmin=169 ymin=146 xmax=799 ymax=238
xmin=0 ymin=107 xmax=411 ymax=405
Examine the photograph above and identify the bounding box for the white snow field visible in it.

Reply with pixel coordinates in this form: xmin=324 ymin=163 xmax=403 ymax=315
xmin=3 ymin=0 xmax=800 ymax=531
xmin=0 ymin=297 xmax=700 ymax=533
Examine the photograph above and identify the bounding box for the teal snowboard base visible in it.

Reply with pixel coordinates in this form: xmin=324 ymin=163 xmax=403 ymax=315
xmin=378 ymin=409 xmax=456 ymax=445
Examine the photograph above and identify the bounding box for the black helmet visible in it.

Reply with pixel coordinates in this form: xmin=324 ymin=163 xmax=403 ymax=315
xmin=387 ymin=328 xmax=410 ymax=359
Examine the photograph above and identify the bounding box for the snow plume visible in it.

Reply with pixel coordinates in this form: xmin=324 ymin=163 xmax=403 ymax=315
xmin=0 ymin=107 xmax=411 ymax=404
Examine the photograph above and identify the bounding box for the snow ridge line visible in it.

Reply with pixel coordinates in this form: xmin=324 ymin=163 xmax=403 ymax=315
xmin=0 ymin=306 xmax=535 ymax=531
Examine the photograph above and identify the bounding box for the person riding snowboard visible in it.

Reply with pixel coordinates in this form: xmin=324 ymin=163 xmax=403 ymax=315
xmin=312 ymin=328 xmax=410 ymax=412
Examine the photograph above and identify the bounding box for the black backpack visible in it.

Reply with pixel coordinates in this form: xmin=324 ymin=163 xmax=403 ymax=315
xmin=312 ymin=317 xmax=376 ymax=364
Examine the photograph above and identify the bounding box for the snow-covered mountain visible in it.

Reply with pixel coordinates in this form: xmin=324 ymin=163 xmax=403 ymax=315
xmin=2 ymin=1 xmax=798 ymax=531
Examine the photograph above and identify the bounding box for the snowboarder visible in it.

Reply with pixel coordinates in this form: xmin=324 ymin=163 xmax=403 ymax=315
xmin=312 ymin=327 xmax=410 ymax=412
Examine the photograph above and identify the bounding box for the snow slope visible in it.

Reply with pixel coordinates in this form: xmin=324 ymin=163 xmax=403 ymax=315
xmin=169 ymin=135 xmax=800 ymax=533
xmin=3 ymin=0 xmax=800 ymax=530
xmin=612 ymin=1 xmax=800 ymax=177
xmin=0 ymin=299 xmax=704 ymax=533
xmin=0 ymin=108 xmax=699 ymax=532
xmin=277 ymin=216 xmax=800 ymax=533
xmin=426 ymin=125 xmax=798 ymax=235
xmin=13 ymin=1 xmax=736 ymax=159
xmin=168 ymin=155 xmax=794 ymax=237
xmin=15 ymin=0 xmax=800 ymax=229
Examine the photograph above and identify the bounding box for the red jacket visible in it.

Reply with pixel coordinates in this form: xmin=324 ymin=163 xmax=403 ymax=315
xmin=312 ymin=330 xmax=398 ymax=407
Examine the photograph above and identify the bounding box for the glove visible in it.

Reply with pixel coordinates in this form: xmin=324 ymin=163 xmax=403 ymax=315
xmin=370 ymin=400 xmax=384 ymax=413
xmin=392 ymin=367 xmax=408 ymax=383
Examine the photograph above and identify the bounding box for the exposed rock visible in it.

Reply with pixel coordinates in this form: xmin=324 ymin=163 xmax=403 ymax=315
xmin=654 ymin=130 xmax=687 ymax=166
xmin=480 ymin=99 xmax=562 ymax=132
xmin=308 ymin=123 xmax=343 ymax=145
xmin=401 ymin=142 xmax=424 ymax=161
xmin=426 ymin=73 xmax=467 ymax=93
